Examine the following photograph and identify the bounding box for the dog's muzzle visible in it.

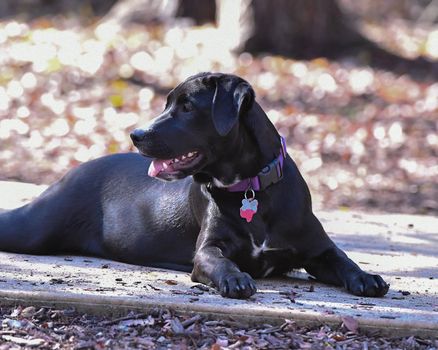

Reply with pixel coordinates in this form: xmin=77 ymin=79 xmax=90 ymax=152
xmin=130 ymin=128 xmax=173 ymax=159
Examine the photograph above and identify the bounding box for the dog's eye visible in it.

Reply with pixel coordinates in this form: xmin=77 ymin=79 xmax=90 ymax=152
xmin=182 ymin=101 xmax=193 ymax=113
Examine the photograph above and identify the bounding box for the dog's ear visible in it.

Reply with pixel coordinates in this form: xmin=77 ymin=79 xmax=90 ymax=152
xmin=211 ymin=79 xmax=255 ymax=136
xmin=234 ymin=82 xmax=255 ymax=118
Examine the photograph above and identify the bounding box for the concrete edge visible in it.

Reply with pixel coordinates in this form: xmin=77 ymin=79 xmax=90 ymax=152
xmin=1 ymin=290 xmax=437 ymax=338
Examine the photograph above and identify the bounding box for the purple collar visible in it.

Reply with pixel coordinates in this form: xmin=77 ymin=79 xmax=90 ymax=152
xmin=223 ymin=136 xmax=287 ymax=192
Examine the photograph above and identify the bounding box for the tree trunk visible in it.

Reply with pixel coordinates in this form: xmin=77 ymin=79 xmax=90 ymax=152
xmin=218 ymin=0 xmax=364 ymax=57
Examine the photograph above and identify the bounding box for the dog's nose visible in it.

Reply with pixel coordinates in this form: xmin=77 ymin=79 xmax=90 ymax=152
xmin=130 ymin=128 xmax=147 ymax=143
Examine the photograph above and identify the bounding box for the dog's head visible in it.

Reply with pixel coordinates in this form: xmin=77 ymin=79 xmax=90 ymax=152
xmin=131 ymin=72 xmax=279 ymax=183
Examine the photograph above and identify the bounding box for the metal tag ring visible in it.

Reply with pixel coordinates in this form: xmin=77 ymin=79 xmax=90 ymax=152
xmin=244 ymin=188 xmax=255 ymax=201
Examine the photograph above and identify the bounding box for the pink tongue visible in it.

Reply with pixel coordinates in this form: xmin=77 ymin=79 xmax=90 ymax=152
xmin=148 ymin=159 xmax=168 ymax=177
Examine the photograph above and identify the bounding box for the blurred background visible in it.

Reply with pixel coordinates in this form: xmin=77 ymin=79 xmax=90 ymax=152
xmin=0 ymin=0 xmax=437 ymax=215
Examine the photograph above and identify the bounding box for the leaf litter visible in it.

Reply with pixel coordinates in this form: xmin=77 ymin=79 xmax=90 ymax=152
xmin=0 ymin=305 xmax=436 ymax=349
xmin=0 ymin=17 xmax=436 ymax=216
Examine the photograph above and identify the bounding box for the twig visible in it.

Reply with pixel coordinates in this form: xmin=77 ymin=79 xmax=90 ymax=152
xmin=181 ymin=314 xmax=202 ymax=328
xmin=99 ymin=312 xmax=148 ymax=326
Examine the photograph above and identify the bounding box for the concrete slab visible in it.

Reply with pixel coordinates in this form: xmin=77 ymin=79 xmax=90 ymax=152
xmin=0 ymin=181 xmax=437 ymax=337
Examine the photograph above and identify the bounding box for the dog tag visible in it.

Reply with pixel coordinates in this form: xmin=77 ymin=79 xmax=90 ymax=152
xmin=240 ymin=198 xmax=258 ymax=223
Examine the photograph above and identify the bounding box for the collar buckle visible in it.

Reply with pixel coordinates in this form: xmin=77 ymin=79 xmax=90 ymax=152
xmin=258 ymin=156 xmax=283 ymax=190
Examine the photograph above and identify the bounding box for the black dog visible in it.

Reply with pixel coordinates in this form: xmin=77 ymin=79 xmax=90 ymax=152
xmin=0 ymin=72 xmax=388 ymax=299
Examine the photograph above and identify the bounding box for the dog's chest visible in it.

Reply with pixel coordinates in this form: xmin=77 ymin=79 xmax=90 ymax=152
xmin=249 ymin=234 xmax=283 ymax=259
xmin=238 ymin=230 xmax=299 ymax=278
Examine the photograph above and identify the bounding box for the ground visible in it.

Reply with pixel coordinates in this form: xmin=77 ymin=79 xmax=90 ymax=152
xmin=1 ymin=184 xmax=437 ymax=349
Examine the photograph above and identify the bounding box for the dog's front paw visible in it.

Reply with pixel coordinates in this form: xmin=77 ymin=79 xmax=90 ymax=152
xmin=218 ymin=272 xmax=257 ymax=299
xmin=346 ymin=272 xmax=389 ymax=297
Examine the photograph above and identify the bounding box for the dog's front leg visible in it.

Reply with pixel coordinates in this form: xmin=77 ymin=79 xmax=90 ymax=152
xmin=191 ymin=244 xmax=257 ymax=299
xmin=297 ymin=213 xmax=389 ymax=297
xmin=304 ymin=245 xmax=389 ymax=297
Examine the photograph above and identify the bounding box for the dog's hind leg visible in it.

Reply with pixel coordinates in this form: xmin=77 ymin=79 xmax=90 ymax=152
xmin=0 ymin=205 xmax=49 ymax=254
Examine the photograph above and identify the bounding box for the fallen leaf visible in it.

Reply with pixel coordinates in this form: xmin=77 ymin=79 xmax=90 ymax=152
xmin=2 ymin=335 xmax=44 ymax=347
xmin=119 ymin=316 xmax=155 ymax=327
xmin=21 ymin=306 xmax=36 ymax=318
xmin=170 ymin=318 xmax=184 ymax=334
xmin=341 ymin=316 xmax=359 ymax=333
xmin=165 ymin=280 xmax=178 ymax=285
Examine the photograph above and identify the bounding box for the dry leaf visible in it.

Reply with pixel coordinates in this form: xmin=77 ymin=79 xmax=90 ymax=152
xmin=341 ymin=316 xmax=359 ymax=333
xmin=165 ymin=279 xmax=178 ymax=285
